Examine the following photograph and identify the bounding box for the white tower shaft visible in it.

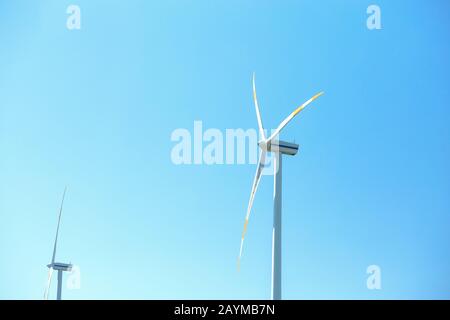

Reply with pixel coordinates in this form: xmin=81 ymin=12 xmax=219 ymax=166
xmin=57 ymin=270 xmax=63 ymax=300
xmin=271 ymin=154 xmax=282 ymax=300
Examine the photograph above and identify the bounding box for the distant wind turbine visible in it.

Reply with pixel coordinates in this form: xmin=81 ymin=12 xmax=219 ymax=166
xmin=238 ymin=73 xmax=323 ymax=300
xmin=44 ymin=187 xmax=73 ymax=300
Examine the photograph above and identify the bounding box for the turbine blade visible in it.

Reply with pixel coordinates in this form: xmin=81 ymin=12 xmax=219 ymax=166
xmin=51 ymin=187 xmax=67 ymax=265
xmin=267 ymin=91 xmax=324 ymax=142
xmin=252 ymin=73 xmax=266 ymax=140
xmin=238 ymin=150 xmax=266 ymax=268
xmin=44 ymin=268 xmax=54 ymax=300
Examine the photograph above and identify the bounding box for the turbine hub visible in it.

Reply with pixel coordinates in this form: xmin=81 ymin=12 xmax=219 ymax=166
xmin=258 ymin=140 xmax=269 ymax=151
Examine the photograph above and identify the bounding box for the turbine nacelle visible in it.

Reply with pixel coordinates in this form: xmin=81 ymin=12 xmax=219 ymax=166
xmin=47 ymin=262 xmax=73 ymax=272
xmin=258 ymin=139 xmax=299 ymax=156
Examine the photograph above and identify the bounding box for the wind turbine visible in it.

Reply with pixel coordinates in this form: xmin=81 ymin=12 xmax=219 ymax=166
xmin=238 ymin=74 xmax=323 ymax=300
xmin=44 ymin=187 xmax=73 ymax=300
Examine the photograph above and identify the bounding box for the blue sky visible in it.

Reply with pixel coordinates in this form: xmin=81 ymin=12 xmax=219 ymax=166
xmin=1 ymin=0 xmax=449 ymax=299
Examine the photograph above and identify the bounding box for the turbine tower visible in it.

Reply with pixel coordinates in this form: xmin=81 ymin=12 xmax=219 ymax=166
xmin=44 ymin=187 xmax=73 ymax=300
xmin=239 ymin=74 xmax=323 ymax=300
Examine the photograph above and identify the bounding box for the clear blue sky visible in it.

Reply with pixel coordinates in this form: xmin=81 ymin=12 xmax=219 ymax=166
xmin=1 ymin=0 xmax=449 ymax=299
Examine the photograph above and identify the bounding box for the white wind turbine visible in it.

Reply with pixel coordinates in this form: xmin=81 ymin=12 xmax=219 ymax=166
xmin=44 ymin=187 xmax=73 ymax=300
xmin=238 ymin=74 xmax=323 ymax=300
